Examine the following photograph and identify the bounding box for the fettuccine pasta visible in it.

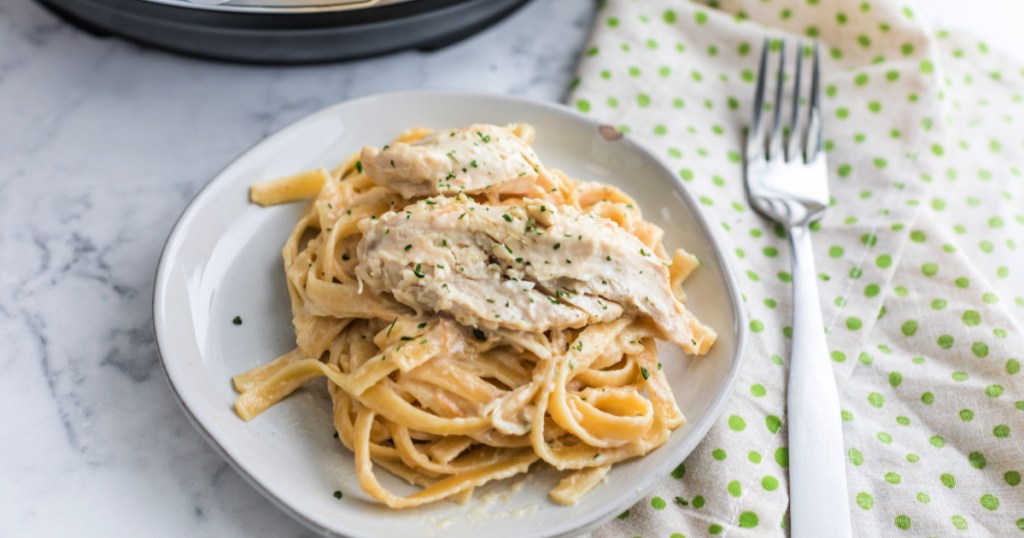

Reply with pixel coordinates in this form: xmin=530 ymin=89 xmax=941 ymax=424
xmin=233 ymin=123 xmax=716 ymax=508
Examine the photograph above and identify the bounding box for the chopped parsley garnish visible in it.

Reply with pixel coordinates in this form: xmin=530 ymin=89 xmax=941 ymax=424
xmin=404 ymin=244 xmax=412 ymax=251
xmin=640 ymin=367 xmax=650 ymax=380
xmin=640 ymin=248 xmax=650 ymax=257
xmin=413 ymin=263 xmax=425 ymax=278
xmin=540 ymin=206 xmax=547 ymax=212
xmin=502 ymin=214 xmax=513 ymax=223
xmin=472 ymin=328 xmax=487 ymax=342
xmin=674 ymin=496 xmax=687 ymax=506
xmin=574 ymin=341 xmax=583 ymax=352
xmin=386 ymin=318 xmax=398 ymax=337
xmin=333 ymin=491 xmax=343 ymax=500
xmin=470 ymin=160 xmax=478 ymax=168
xmin=425 ymin=199 xmax=436 ymax=205
xmin=346 ymin=209 xmax=352 ymax=215
xmin=341 ymin=253 xmax=350 ymax=261
xmin=417 ymin=322 xmax=428 ymax=329
xmin=446 ymin=150 xmax=458 ymax=163
xmin=232 ymin=316 xmax=242 ymax=326
xmin=441 ymin=239 xmax=447 ymax=246
xmin=400 ymin=336 xmax=414 ymax=342
xmin=476 ymin=131 xmax=491 ymax=143
xmin=355 ymin=161 xmax=363 ymax=173
xmin=546 ymin=296 xmax=560 ymax=305
xmin=553 ymin=242 xmax=561 ymax=250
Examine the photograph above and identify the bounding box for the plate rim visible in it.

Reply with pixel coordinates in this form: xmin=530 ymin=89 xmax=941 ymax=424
xmin=152 ymin=89 xmax=750 ymax=538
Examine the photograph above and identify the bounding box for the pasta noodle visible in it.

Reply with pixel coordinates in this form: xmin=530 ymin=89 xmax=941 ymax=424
xmin=233 ymin=124 xmax=715 ymax=508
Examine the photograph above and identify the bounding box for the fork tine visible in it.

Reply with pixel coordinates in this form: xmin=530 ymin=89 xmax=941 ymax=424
xmin=766 ymin=39 xmax=786 ymax=160
xmin=747 ymin=38 xmax=771 ymax=159
xmin=785 ymin=42 xmax=804 ymax=162
xmin=804 ymin=41 xmax=823 ymax=162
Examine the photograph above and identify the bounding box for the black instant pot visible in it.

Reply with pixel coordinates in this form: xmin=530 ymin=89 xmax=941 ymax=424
xmin=38 ymin=0 xmax=532 ymax=64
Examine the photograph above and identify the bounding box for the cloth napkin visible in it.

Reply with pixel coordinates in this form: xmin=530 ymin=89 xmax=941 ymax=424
xmin=569 ymin=0 xmax=1024 ymax=535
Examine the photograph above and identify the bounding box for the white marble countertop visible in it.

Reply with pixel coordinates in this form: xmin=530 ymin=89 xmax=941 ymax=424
xmin=0 ymin=1 xmax=593 ymax=536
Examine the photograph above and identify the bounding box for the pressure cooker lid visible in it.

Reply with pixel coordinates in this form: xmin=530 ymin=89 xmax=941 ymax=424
xmin=137 ymin=0 xmax=415 ymax=13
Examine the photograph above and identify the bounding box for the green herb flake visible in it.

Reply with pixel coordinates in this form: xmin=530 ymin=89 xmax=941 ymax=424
xmin=404 ymin=244 xmax=413 ymax=251
xmin=355 ymin=161 xmax=363 ymax=174
xmin=553 ymin=242 xmax=561 ymax=250
xmin=413 ymin=263 xmax=425 ymax=278
xmin=417 ymin=322 xmax=428 ymax=329
xmin=472 ymin=328 xmax=487 ymax=342
xmin=640 ymin=367 xmax=650 ymax=380
xmin=502 ymin=214 xmax=513 ymax=223
xmin=333 ymin=490 xmax=343 ymax=500
xmin=400 ymin=336 xmax=414 ymax=341
xmin=232 ymin=316 xmax=242 ymax=326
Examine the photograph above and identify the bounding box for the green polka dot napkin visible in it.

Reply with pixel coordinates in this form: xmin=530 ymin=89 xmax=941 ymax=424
xmin=570 ymin=0 xmax=1024 ymax=535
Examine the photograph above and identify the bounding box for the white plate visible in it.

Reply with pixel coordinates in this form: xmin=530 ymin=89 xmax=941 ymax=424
xmin=153 ymin=91 xmax=749 ymax=538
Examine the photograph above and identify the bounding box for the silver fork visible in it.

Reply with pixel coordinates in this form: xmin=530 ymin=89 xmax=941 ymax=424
xmin=743 ymin=39 xmax=852 ymax=537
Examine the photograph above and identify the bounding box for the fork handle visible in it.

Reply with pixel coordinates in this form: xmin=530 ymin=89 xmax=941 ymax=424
xmin=786 ymin=224 xmax=853 ymax=538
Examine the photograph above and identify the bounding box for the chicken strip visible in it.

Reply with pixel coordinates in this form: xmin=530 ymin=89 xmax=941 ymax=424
xmin=354 ymin=195 xmax=715 ymax=354
xmin=360 ymin=124 xmax=546 ymax=198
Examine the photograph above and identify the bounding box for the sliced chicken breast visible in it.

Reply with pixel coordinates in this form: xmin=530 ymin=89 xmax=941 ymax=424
xmin=360 ymin=124 xmax=545 ymax=198
xmin=354 ymin=195 xmax=715 ymax=354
